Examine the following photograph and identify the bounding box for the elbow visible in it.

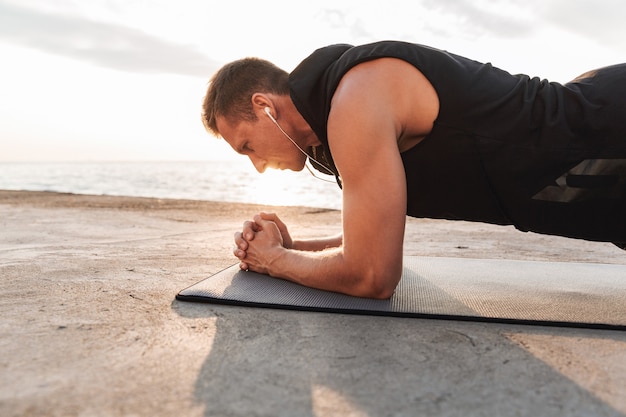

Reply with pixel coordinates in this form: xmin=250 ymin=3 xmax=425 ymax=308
xmin=366 ymin=285 xmax=396 ymax=300
xmin=354 ymin=264 xmax=402 ymax=300
xmin=370 ymin=276 xmax=400 ymax=299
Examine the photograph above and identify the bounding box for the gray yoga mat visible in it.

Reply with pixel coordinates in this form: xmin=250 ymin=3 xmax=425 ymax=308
xmin=176 ymin=256 xmax=626 ymax=330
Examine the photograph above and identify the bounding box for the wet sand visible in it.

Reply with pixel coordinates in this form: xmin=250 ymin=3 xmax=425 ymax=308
xmin=1 ymin=190 xmax=625 ymax=417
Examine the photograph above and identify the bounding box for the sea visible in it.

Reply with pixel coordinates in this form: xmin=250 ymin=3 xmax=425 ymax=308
xmin=0 ymin=160 xmax=343 ymax=210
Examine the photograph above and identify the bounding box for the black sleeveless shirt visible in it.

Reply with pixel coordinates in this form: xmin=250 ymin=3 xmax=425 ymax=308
xmin=289 ymin=41 xmax=626 ymax=243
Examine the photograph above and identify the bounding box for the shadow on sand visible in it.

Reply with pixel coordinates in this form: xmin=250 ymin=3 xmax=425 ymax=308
xmin=173 ymin=269 xmax=626 ymax=417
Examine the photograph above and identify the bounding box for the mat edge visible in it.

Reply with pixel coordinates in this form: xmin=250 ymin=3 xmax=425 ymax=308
xmin=174 ymin=293 xmax=626 ymax=331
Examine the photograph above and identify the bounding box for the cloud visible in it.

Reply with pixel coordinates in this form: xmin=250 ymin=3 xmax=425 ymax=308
xmin=419 ymin=0 xmax=626 ymax=55
xmin=313 ymin=8 xmax=376 ymax=42
xmin=0 ymin=1 xmax=221 ymax=77
xmin=421 ymin=0 xmax=534 ymax=39
xmin=540 ymin=0 xmax=626 ymax=54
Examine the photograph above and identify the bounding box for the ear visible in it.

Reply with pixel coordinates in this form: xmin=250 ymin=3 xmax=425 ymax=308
xmin=251 ymin=93 xmax=272 ymax=116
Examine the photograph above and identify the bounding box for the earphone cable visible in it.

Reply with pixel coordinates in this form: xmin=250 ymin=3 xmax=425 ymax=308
xmin=265 ymin=108 xmax=339 ymax=183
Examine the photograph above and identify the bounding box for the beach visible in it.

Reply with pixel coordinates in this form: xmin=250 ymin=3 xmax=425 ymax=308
xmin=1 ymin=190 xmax=625 ymax=416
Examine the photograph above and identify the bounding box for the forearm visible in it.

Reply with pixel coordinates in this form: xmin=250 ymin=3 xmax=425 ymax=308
xmin=268 ymin=246 xmax=397 ymax=299
xmin=292 ymin=233 xmax=342 ymax=252
xmin=237 ymin=209 xmax=401 ymax=298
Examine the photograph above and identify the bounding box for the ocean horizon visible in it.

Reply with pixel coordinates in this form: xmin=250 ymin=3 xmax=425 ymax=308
xmin=0 ymin=160 xmax=342 ymax=210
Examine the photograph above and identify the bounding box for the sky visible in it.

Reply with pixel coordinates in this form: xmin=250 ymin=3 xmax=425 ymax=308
xmin=0 ymin=0 xmax=625 ymax=162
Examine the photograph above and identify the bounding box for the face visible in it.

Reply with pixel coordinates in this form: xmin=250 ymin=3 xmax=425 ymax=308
xmin=216 ymin=113 xmax=307 ymax=173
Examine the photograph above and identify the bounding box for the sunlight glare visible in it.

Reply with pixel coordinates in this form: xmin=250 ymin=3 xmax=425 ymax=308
xmin=233 ymin=161 xmax=341 ymax=209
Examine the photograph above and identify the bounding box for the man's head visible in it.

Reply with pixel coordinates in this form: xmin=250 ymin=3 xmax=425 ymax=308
xmin=202 ymin=58 xmax=289 ymax=136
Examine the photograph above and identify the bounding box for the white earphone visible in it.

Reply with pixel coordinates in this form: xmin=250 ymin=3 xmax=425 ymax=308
xmin=264 ymin=107 xmax=275 ymax=122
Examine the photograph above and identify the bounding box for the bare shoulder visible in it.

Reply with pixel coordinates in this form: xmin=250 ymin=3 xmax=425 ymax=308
xmin=330 ymin=58 xmax=439 ymax=144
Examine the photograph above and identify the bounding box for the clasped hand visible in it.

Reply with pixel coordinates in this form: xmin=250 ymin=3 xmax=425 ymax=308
xmin=233 ymin=212 xmax=293 ymax=275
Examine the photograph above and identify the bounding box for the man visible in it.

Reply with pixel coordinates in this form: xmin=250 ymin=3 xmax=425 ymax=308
xmin=202 ymin=41 xmax=626 ymax=298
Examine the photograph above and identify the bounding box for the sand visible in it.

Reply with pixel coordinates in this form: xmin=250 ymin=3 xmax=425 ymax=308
xmin=1 ymin=190 xmax=625 ymax=417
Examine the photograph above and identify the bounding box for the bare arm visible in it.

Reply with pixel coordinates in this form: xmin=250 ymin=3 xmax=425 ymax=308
xmin=292 ymin=234 xmax=343 ymax=251
xmin=258 ymin=211 xmax=342 ymax=250
xmin=235 ymin=212 xmax=341 ymax=259
xmin=236 ymin=59 xmax=438 ymax=298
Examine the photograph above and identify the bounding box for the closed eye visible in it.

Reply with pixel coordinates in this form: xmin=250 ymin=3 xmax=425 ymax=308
xmin=237 ymin=142 xmax=252 ymax=155
xmin=242 ymin=142 xmax=254 ymax=154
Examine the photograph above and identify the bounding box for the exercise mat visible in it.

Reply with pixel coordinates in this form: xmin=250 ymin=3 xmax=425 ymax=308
xmin=176 ymin=256 xmax=626 ymax=330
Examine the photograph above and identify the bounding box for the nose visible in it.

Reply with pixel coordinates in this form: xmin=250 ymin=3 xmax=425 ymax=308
xmin=249 ymin=155 xmax=267 ymax=173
